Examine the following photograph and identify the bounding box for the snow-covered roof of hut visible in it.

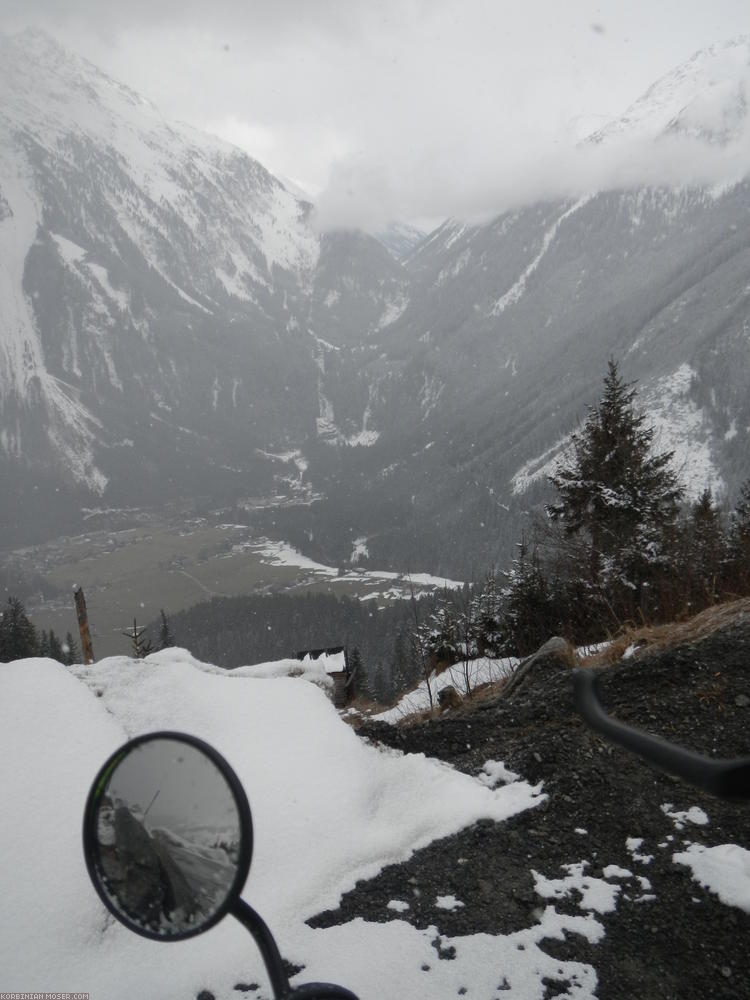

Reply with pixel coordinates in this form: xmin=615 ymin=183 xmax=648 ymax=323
xmin=302 ymin=650 xmax=347 ymax=674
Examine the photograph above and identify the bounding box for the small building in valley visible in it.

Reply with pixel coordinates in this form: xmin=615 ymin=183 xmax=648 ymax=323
xmin=295 ymin=645 xmax=355 ymax=708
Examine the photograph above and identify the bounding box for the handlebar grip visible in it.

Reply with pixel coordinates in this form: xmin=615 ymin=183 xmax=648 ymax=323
xmin=573 ymin=669 xmax=750 ymax=800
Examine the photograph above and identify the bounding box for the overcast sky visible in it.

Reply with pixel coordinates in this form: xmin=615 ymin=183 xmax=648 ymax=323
xmin=2 ymin=1 xmax=749 ymax=229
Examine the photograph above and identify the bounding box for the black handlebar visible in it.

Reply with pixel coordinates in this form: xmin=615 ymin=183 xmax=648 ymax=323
xmin=573 ymin=669 xmax=750 ymax=801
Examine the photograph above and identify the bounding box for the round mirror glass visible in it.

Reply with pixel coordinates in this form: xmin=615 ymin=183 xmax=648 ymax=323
xmin=83 ymin=733 xmax=252 ymax=940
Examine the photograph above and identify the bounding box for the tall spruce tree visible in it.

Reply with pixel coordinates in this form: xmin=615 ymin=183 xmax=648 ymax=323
xmin=547 ymin=360 xmax=682 ymax=615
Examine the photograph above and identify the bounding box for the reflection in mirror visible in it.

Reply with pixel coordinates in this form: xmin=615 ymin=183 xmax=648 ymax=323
xmin=91 ymin=738 xmax=243 ymax=936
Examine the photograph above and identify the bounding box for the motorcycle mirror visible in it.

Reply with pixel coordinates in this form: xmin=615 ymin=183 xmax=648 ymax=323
xmin=83 ymin=732 xmax=253 ymax=941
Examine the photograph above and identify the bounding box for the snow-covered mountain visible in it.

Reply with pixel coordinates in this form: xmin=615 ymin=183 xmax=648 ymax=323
xmin=0 ymin=28 xmax=397 ymax=536
xmin=2 ymin=28 xmax=750 ymax=576
xmin=374 ymin=221 xmax=427 ymax=261
xmin=588 ymin=35 xmax=750 ymax=145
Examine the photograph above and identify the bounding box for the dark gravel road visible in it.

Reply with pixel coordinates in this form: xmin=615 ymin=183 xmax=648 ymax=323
xmin=310 ymin=619 xmax=750 ymax=1000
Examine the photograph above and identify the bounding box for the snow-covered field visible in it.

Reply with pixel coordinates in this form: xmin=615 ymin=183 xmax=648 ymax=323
xmin=1 ymin=651 xmax=748 ymax=1000
xmin=248 ymin=536 xmax=464 ymax=598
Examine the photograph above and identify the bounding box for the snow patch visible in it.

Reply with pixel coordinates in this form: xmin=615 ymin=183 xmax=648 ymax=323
xmin=351 ymin=537 xmax=369 ymax=564
xmin=419 ymin=374 xmax=445 ymax=419
xmin=626 ymin=837 xmax=654 ymax=864
xmin=375 ymin=291 xmax=408 ymax=329
xmin=661 ymin=803 xmax=710 ymax=830
xmin=86 ymin=262 xmax=130 ymax=311
xmin=346 ymin=428 xmax=380 ymax=447
xmin=51 ymin=231 xmax=87 ymax=264
xmin=477 ymin=760 xmax=520 ymax=788
xmin=435 ymin=895 xmax=465 ymax=911
xmin=643 ymin=364 xmax=724 ymax=500
xmin=673 ymin=843 xmax=750 ymax=913
xmin=490 ymin=197 xmax=592 ymax=315
xmin=438 ymin=220 xmax=471 ymax=252
xmin=533 ymin=860 xmax=621 ymax=914
xmin=386 ymin=899 xmax=410 ymax=913
xmin=511 ymin=433 xmax=570 ymax=495
xmin=602 ymin=865 xmax=633 ymax=879
xmin=436 ymin=247 xmax=471 ymax=287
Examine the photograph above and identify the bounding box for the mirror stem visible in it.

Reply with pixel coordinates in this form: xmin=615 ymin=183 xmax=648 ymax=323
xmin=231 ymin=898 xmax=291 ymax=998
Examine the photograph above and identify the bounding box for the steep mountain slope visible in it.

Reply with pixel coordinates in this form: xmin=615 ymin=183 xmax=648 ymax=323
xmin=0 ymin=31 xmax=304 ymax=509
xmin=0 ymin=28 xmax=398 ymax=539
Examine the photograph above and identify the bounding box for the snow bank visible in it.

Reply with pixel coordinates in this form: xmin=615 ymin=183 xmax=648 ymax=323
xmin=0 ymin=650 xmax=546 ymax=1000
xmin=372 ymin=656 xmax=517 ymax=723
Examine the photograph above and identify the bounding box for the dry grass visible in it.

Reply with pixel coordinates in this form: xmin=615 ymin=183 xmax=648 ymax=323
xmin=579 ymin=597 xmax=750 ymax=669
xmin=399 ymin=705 xmax=442 ymax=727
xmin=468 ymin=675 xmax=514 ymax=701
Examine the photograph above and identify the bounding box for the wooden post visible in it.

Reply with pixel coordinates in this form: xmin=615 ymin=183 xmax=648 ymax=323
xmin=73 ymin=585 xmax=95 ymax=665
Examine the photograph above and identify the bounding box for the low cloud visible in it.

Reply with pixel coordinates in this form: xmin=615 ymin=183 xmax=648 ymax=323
xmin=314 ymin=125 xmax=750 ymax=231
xmin=0 ymin=0 xmax=376 ymax=40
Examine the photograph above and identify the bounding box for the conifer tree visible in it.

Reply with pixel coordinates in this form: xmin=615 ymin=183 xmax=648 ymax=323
xmin=157 ymin=609 xmax=176 ymax=650
xmin=0 ymin=597 xmax=38 ymax=661
xmin=417 ymin=591 xmax=459 ymax=667
xmin=347 ymin=646 xmax=362 ymax=697
xmin=547 ymin=359 xmax=682 ymax=613
xmin=686 ymin=488 xmax=726 ymax=606
xmin=122 ymin=618 xmax=153 ymax=658
xmin=500 ymin=537 xmax=555 ymax=656
xmin=727 ymin=479 xmax=750 ymax=593
xmin=391 ymin=625 xmax=419 ymax=700
xmin=469 ymin=573 xmax=503 ymax=657
xmin=37 ymin=629 xmax=50 ymax=658
xmin=455 ymin=589 xmax=483 ymax=696
xmin=48 ymin=629 xmax=65 ymax=663
xmin=64 ymin=631 xmax=80 ymax=666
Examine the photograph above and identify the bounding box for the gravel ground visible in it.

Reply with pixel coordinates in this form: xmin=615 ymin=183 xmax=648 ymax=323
xmin=309 ymin=619 xmax=750 ymax=1000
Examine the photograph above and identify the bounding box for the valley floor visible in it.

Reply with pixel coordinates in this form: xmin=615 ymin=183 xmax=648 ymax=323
xmin=7 ymin=503 xmax=460 ymax=658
